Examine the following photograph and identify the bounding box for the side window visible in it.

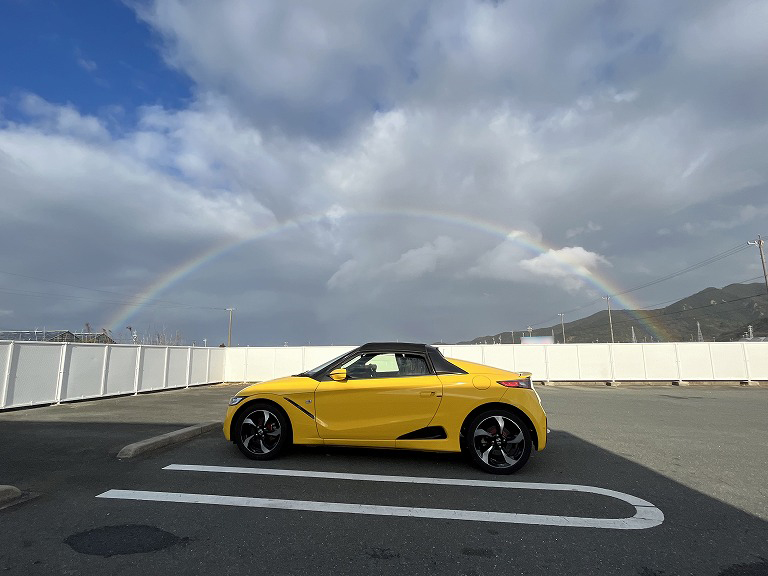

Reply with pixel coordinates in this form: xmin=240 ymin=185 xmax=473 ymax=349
xmin=339 ymin=352 xmax=430 ymax=379
xmin=395 ymin=353 xmax=430 ymax=377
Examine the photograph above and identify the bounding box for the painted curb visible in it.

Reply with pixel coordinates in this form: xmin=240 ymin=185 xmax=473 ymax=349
xmin=0 ymin=485 xmax=22 ymax=506
xmin=117 ymin=421 xmax=221 ymax=459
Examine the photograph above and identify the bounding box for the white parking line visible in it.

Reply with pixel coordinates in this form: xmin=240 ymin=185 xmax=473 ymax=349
xmin=96 ymin=465 xmax=664 ymax=530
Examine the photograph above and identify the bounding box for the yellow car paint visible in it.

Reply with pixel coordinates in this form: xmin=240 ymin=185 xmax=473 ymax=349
xmin=224 ymin=354 xmax=547 ymax=457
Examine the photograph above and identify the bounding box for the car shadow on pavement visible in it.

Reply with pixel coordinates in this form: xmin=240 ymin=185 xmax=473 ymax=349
xmin=0 ymin=423 xmax=766 ymax=576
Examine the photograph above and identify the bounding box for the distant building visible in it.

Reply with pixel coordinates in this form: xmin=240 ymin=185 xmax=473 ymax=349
xmin=0 ymin=330 xmax=115 ymax=344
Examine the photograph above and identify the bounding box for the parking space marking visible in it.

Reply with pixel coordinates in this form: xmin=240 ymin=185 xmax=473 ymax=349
xmin=97 ymin=465 xmax=663 ymax=529
xmin=163 ymin=463 xmax=657 ymax=507
xmin=97 ymin=489 xmax=660 ymax=529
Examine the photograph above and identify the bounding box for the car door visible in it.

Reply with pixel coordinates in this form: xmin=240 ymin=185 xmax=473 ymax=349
xmin=315 ymin=351 xmax=442 ymax=441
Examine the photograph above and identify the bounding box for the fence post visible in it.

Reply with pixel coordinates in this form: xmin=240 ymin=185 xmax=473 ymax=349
xmin=741 ymin=343 xmax=755 ymax=385
xmin=673 ymin=343 xmax=687 ymax=386
xmin=163 ymin=347 xmax=170 ymax=389
xmin=607 ymin=343 xmax=616 ymax=385
xmin=133 ymin=346 xmax=143 ymax=395
xmin=55 ymin=343 xmax=71 ymax=404
xmin=186 ymin=347 xmax=192 ymax=388
xmin=1 ymin=342 xmax=14 ymax=409
xmin=100 ymin=345 xmax=111 ymax=396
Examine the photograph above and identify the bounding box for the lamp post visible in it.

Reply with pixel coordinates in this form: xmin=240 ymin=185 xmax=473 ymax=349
xmin=602 ymin=296 xmax=615 ymax=343
xmin=748 ymin=235 xmax=768 ymax=295
xmin=557 ymin=313 xmax=565 ymax=344
xmin=226 ymin=308 xmax=234 ymax=347
xmin=527 ymin=326 xmax=532 ymax=338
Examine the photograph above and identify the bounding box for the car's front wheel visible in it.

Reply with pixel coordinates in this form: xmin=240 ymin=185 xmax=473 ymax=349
xmin=234 ymin=403 xmax=291 ymax=460
xmin=464 ymin=409 xmax=531 ymax=474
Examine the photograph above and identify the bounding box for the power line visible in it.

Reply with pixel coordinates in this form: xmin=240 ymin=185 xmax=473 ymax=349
xmin=521 ymin=241 xmax=754 ymax=330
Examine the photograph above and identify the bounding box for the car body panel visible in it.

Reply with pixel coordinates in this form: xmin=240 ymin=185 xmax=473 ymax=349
xmin=315 ymin=374 xmax=442 ymax=440
xmin=224 ymin=345 xmax=547 ymax=458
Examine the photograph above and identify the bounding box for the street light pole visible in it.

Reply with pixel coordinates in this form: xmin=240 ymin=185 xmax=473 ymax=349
xmin=748 ymin=235 xmax=768 ymax=295
xmin=226 ymin=308 xmax=234 ymax=347
xmin=557 ymin=313 xmax=566 ymax=344
xmin=602 ymin=296 xmax=615 ymax=343
xmin=527 ymin=325 xmax=532 ymax=338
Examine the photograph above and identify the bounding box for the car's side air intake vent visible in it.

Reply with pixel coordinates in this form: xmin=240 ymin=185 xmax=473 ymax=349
xmin=397 ymin=426 xmax=448 ymax=440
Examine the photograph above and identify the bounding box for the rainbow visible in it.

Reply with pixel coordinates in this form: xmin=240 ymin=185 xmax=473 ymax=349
xmin=106 ymin=209 xmax=669 ymax=341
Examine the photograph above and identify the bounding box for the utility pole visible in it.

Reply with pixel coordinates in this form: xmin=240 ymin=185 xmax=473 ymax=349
xmin=631 ymin=326 xmax=637 ymax=343
xmin=527 ymin=326 xmax=532 ymax=338
xmin=602 ymin=296 xmax=615 ymax=343
xmin=226 ymin=308 xmax=234 ymax=347
xmin=557 ymin=313 xmax=565 ymax=343
xmin=748 ymin=235 xmax=768 ymax=295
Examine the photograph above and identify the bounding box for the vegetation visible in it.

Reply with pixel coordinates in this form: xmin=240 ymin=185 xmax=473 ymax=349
xmin=460 ymin=283 xmax=768 ymax=344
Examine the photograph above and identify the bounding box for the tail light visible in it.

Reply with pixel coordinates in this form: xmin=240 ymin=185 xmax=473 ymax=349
xmin=497 ymin=378 xmax=532 ymax=389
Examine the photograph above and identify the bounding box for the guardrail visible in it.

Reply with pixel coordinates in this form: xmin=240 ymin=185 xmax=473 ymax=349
xmin=2 ymin=341 xmax=765 ymax=411
xmin=0 ymin=341 xmax=225 ymax=410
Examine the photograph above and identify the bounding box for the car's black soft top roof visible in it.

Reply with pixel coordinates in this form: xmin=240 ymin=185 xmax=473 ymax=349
xmin=358 ymin=342 xmax=433 ymax=353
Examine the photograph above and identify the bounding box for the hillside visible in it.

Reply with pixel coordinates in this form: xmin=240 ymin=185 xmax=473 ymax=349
xmin=458 ymin=283 xmax=768 ymax=344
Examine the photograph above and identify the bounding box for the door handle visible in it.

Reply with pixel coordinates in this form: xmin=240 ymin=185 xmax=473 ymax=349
xmin=419 ymin=391 xmax=436 ymax=397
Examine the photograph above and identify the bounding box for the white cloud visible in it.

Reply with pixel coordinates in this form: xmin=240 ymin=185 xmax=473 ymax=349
xmin=327 ymin=236 xmax=459 ymax=289
xmin=566 ymin=221 xmax=602 ymax=239
xmin=2 ymin=1 xmax=768 ymax=343
xmin=469 ymin=237 xmax=610 ymax=293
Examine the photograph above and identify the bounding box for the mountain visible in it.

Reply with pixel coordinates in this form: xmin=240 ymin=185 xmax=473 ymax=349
xmin=457 ymin=283 xmax=768 ymax=344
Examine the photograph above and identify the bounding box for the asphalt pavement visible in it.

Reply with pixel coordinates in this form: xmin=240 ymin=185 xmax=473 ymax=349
xmin=1 ymin=383 xmax=766 ymax=576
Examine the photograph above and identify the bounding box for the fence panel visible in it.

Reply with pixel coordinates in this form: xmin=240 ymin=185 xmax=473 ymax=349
xmin=0 ymin=342 xmax=12 ymax=408
xmin=63 ymin=344 xmax=105 ymax=401
xmin=139 ymin=347 xmax=167 ymax=391
xmin=225 ymin=347 xmax=248 ymax=382
xmin=167 ymin=347 xmax=189 ymax=388
xmin=642 ymin=344 xmax=679 ymax=380
xmin=273 ymin=348 xmax=304 ymax=378
xmin=481 ymin=346 xmax=516 ymax=372
xmin=444 ymin=345 xmax=485 ymax=364
xmin=302 ymin=346 xmax=354 ymax=372
xmin=576 ymin=345 xmax=612 ymax=380
xmin=190 ymin=348 xmax=209 ymax=385
xmin=611 ymin=344 xmax=646 ymax=381
xmin=744 ymin=342 xmax=768 ymax=379
xmin=676 ymin=343 xmax=716 ymax=380
xmin=105 ymin=346 xmax=138 ymax=396
xmin=209 ymin=348 xmax=226 ymax=382
xmin=505 ymin=346 xmax=548 ymax=381
xmin=710 ymin=343 xmax=748 ymax=380
xmin=546 ymin=345 xmax=580 ymax=381
xmin=5 ymin=343 xmax=62 ymax=408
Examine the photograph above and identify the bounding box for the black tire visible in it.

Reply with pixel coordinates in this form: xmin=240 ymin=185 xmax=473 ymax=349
xmin=234 ymin=402 xmax=292 ymax=460
xmin=463 ymin=409 xmax=531 ymax=474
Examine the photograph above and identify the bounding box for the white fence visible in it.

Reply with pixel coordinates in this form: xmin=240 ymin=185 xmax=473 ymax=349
xmin=0 ymin=341 xmax=225 ymax=410
xmin=221 ymin=342 xmax=768 ymax=385
xmin=1 ymin=341 xmax=765 ymax=411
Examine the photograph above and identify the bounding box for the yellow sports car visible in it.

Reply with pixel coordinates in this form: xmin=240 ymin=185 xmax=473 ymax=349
xmin=224 ymin=342 xmax=547 ymax=474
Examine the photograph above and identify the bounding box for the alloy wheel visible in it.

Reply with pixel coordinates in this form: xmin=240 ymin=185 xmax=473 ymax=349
xmin=240 ymin=409 xmax=282 ymax=456
xmin=472 ymin=415 xmax=526 ymax=469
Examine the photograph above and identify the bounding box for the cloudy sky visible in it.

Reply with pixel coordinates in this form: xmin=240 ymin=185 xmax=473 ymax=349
xmin=1 ymin=0 xmax=767 ymax=346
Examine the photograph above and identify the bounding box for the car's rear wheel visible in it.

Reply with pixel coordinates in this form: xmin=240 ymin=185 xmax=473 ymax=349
xmin=235 ymin=403 xmax=291 ymax=460
xmin=464 ymin=409 xmax=531 ymax=474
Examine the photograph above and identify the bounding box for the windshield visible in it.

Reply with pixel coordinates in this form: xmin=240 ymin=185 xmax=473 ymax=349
xmin=297 ymin=349 xmax=355 ymax=378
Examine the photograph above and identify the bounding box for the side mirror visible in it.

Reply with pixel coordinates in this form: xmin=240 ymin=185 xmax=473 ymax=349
xmin=329 ymin=368 xmax=347 ymax=382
